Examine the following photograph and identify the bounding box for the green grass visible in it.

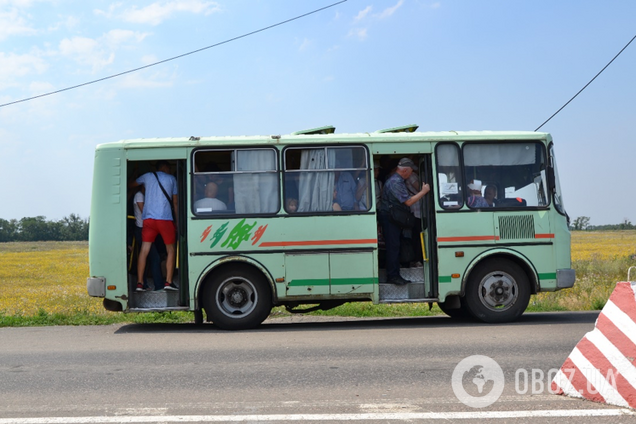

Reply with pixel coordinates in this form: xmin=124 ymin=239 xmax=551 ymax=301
xmin=1 ymin=236 xmax=631 ymax=327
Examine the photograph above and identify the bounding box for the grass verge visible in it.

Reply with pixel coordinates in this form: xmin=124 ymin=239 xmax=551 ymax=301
xmin=2 ymin=232 xmax=635 ymax=327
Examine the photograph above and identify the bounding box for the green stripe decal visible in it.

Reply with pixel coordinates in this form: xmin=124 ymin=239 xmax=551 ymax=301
xmin=439 ymin=276 xmax=452 ymax=283
xmin=538 ymin=273 xmax=557 ymax=280
xmin=288 ymin=278 xmax=376 ymax=287
xmin=331 ymin=278 xmax=376 ymax=286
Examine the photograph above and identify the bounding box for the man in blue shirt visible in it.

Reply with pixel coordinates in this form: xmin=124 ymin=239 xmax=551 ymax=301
xmin=379 ymin=158 xmax=430 ymax=285
xmin=334 ymin=171 xmax=357 ymax=211
xmin=129 ymin=161 xmax=178 ymax=292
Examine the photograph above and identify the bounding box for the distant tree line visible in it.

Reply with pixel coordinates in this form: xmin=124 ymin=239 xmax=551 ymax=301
xmin=0 ymin=214 xmax=89 ymax=242
xmin=570 ymin=216 xmax=635 ymax=231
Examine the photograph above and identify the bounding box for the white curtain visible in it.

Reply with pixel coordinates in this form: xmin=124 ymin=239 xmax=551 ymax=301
xmin=298 ymin=149 xmax=335 ymax=212
xmin=464 ymin=144 xmax=536 ymax=166
xmin=234 ymin=150 xmax=278 ymax=214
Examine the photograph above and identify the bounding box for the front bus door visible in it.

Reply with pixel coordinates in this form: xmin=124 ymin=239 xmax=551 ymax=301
xmin=419 ymin=155 xmax=438 ymax=298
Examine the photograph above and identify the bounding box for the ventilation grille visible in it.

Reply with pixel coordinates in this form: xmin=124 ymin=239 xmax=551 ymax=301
xmin=498 ymin=215 xmax=535 ymax=240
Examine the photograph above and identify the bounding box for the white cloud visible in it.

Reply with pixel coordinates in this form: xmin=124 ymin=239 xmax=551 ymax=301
xmin=0 ymin=52 xmax=48 ymax=88
xmin=58 ymin=30 xmax=148 ymax=73
xmin=103 ymin=29 xmax=149 ymax=46
xmin=298 ymin=38 xmax=311 ymax=52
xmin=28 ymin=80 xmax=54 ymax=93
xmin=0 ymin=0 xmax=38 ymax=7
xmin=348 ymin=28 xmax=368 ymax=41
xmin=97 ymin=0 xmax=221 ymax=26
xmin=119 ymin=70 xmax=174 ymax=89
xmin=353 ymin=6 xmax=372 ymax=23
xmin=377 ymin=0 xmax=404 ymax=19
xmin=59 ymin=36 xmax=114 ymax=72
xmin=48 ymin=15 xmax=80 ymax=32
xmin=141 ymin=54 xmax=159 ymax=65
xmin=0 ymin=8 xmax=37 ymax=40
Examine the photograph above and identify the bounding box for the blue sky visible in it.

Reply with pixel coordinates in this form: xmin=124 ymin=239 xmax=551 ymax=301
xmin=0 ymin=0 xmax=634 ymax=225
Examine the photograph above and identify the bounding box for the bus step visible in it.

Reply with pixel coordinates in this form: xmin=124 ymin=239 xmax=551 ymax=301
xmin=130 ymin=307 xmax=190 ymax=312
xmin=378 ymin=267 xmax=425 ymax=284
xmin=379 ymin=281 xmax=427 ymax=301
xmin=132 ymin=290 xmax=180 ymax=308
xmin=379 ymin=297 xmax=438 ymax=304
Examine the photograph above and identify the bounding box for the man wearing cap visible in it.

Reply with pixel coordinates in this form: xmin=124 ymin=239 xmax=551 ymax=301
xmin=379 ymin=158 xmax=430 ymax=285
xmin=467 ymin=180 xmax=489 ymax=208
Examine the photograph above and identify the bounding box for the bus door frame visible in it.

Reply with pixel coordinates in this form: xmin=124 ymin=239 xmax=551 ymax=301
xmin=419 ymin=155 xmax=438 ymax=298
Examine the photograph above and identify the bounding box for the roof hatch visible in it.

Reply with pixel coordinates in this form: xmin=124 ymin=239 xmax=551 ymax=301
xmin=375 ymin=124 xmax=419 ymax=133
xmin=292 ymin=125 xmax=336 ymax=135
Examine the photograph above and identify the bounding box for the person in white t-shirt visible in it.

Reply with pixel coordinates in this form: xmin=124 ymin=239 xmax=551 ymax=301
xmin=129 ymin=160 xmax=178 ymax=292
xmin=194 ymin=182 xmax=227 ymax=213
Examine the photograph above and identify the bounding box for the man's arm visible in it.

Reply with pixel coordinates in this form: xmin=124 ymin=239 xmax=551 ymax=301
xmin=404 ymin=183 xmax=430 ymax=207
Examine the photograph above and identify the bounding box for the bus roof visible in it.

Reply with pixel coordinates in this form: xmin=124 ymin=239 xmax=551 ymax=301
xmin=96 ymin=128 xmax=552 ymax=150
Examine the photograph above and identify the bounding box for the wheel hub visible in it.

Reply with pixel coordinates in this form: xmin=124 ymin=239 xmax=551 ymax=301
xmin=216 ymin=277 xmax=258 ymax=318
xmin=228 ymin=288 xmax=248 ymax=308
xmin=488 ymin=280 xmax=510 ymax=303
xmin=479 ymin=271 xmax=518 ymax=311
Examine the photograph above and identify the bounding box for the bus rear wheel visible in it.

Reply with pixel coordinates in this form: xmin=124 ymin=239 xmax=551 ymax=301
xmin=464 ymin=259 xmax=530 ymax=323
xmin=203 ymin=268 xmax=272 ymax=330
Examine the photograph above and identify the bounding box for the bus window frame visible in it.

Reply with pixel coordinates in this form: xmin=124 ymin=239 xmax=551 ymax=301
xmin=548 ymin=142 xmax=567 ymax=217
xmin=460 ymin=140 xmax=550 ymax=211
xmin=435 ymin=142 xmax=465 ymax=210
xmin=190 ymin=146 xmax=281 ymax=218
xmin=282 ymin=144 xmax=371 ymax=215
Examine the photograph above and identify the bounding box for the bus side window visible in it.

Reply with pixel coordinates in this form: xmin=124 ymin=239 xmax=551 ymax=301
xmin=435 ymin=143 xmax=463 ymax=209
xmin=284 ymin=146 xmax=369 ymax=213
xmin=192 ymin=148 xmax=279 ymax=216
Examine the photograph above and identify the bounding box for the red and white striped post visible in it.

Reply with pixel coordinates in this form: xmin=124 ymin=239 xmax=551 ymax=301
xmin=551 ymin=281 xmax=636 ymax=409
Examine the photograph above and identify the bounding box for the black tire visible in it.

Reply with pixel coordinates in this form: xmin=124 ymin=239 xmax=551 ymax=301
xmin=464 ymin=259 xmax=531 ymax=323
xmin=203 ymin=267 xmax=272 ymax=330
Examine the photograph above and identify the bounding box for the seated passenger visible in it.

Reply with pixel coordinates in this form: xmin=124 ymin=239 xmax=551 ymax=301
xmin=484 ymin=185 xmax=497 ymax=207
xmin=286 ymin=197 xmax=298 ymax=213
xmin=194 ymin=182 xmax=227 ymax=213
xmin=334 ymin=171 xmax=357 ymax=211
xmin=467 ymin=180 xmax=489 ymax=208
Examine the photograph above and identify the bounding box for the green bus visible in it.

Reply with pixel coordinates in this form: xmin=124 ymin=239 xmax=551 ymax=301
xmin=87 ymin=124 xmax=575 ymax=330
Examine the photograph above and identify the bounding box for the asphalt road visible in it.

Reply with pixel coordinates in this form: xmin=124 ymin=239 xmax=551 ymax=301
xmin=1 ymin=311 xmax=635 ymax=423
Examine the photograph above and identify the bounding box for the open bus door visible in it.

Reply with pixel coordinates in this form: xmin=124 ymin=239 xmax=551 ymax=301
xmin=419 ymin=155 xmax=438 ymax=299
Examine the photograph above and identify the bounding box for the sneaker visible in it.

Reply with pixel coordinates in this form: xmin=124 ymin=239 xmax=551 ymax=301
xmin=135 ymin=283 xmax=145 ymax=292
xmin=164 ymin=282 xmax=178 ymax=291
xmin=389 ymin=276 xmax=410 ymax=285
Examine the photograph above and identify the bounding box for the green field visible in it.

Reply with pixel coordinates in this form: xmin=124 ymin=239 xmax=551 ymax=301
xmin=2 ymin=232 xmax=635 ymax=326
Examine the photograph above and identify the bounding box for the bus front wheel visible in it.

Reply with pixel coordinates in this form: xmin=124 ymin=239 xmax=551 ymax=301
xmin=203 ymin=268 xmax=272 ymax=330
xmin=464 ymin=259 xmax=530 ymax=323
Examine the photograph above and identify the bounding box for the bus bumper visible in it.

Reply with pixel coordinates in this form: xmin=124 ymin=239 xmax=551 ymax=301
xmin=87 ymin=277 xmax=106 ymax=297
xmin=556 ymin=269 xmax=575 ymax=289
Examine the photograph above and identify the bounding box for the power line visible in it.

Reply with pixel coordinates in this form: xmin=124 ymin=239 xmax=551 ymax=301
xmin=0 ymin=0 xmax=347 ymax=109
xmin=535 ymin=33 xmax=636 ymax=131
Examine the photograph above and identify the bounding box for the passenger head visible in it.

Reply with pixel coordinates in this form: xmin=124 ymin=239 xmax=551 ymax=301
xmin=286 ymin=198 xmax=298 ymax=213
xmin=467 ymin=180 xmax=483 ymax=195
xmin=156 ymin=160 xmax=170 ymax=172
xmin=484 ymin=185 xmax=497 ymax=205
xmin=396 ymin=157 xmax=417 ymax=179
xmin=204 ymin=182 xmax=219 ymax=199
